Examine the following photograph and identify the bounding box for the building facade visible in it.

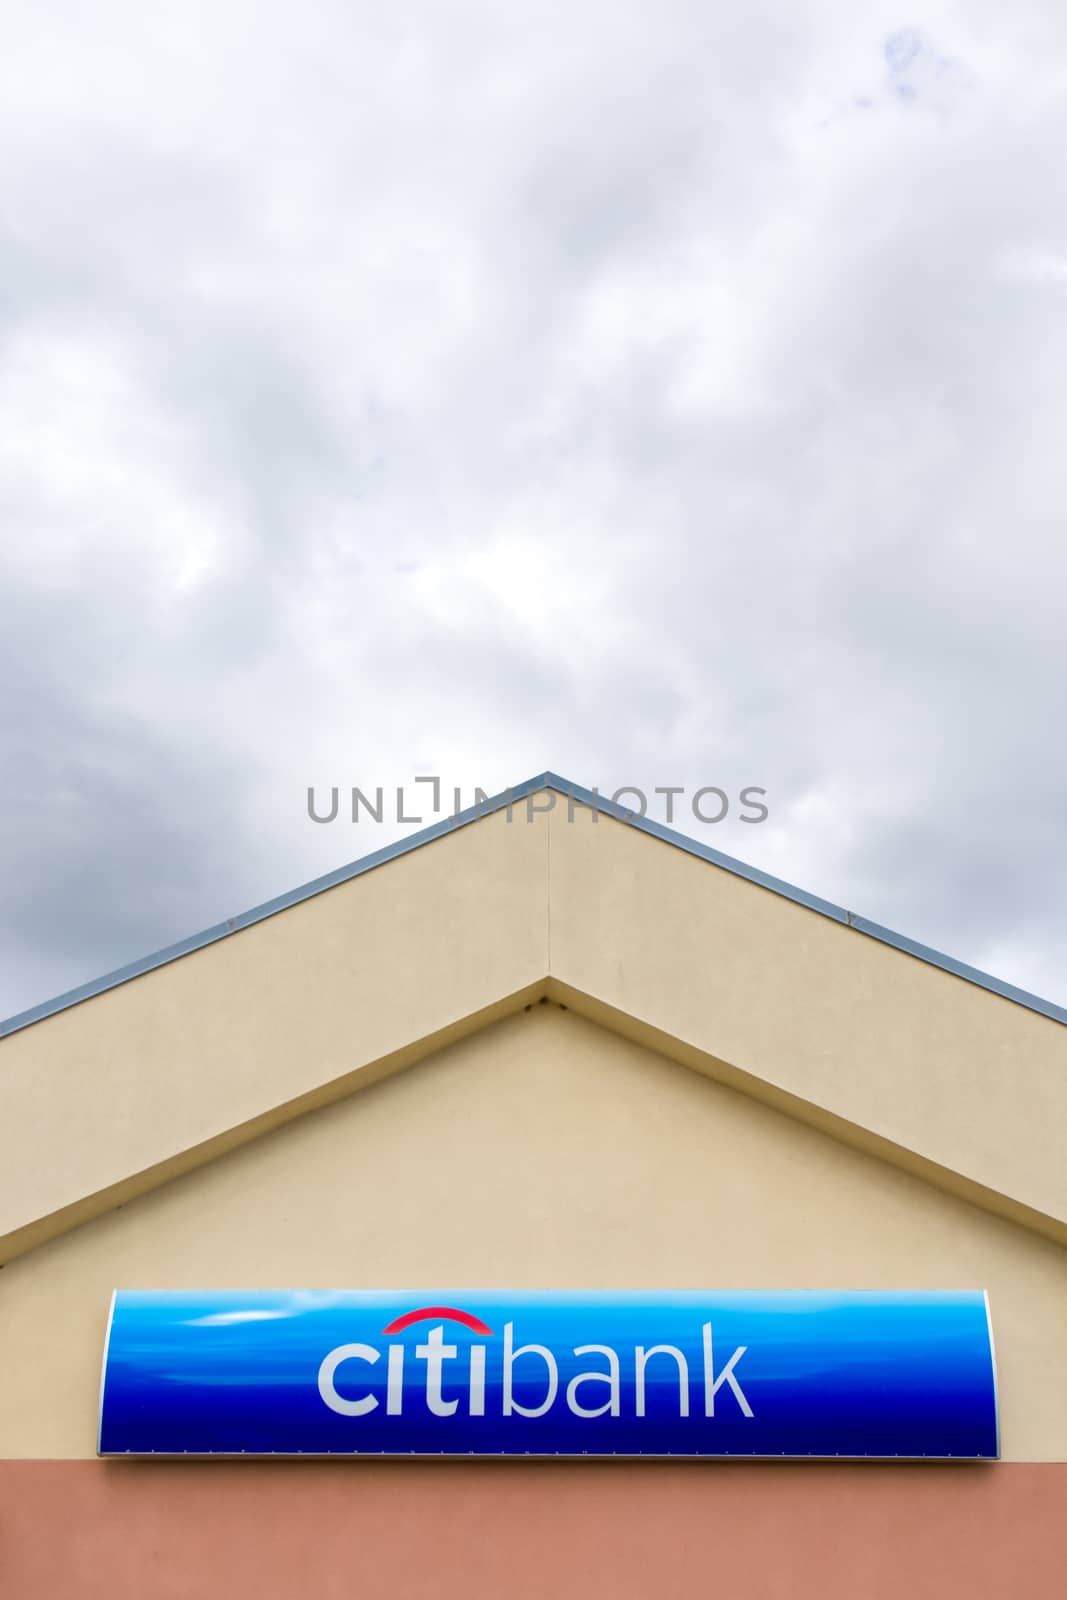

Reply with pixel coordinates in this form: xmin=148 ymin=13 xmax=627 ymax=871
xmin=2 ymin=775 xmax=1065 ymax=1596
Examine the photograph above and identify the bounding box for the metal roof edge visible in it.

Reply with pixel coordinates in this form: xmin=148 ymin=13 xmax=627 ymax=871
xmin=0 ymin=773 xmax=554 ymax=1040
xmin=539 ymin=774 xmax=1067 ymax=1028
xmin=1 ymin=770 xmax=1064 ymax=1039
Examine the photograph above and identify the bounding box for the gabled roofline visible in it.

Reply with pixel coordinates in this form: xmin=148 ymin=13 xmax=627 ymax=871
xmin=2 ymin=770 xmax=1065 ymax=1040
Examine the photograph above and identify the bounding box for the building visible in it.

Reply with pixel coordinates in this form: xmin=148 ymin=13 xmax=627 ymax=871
xmin=1 ymin=773 xmax=1064 ymax=1597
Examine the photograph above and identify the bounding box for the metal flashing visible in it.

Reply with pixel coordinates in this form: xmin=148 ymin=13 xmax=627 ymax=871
xmin=1 ymin=771 xmax=1064 ymax=1038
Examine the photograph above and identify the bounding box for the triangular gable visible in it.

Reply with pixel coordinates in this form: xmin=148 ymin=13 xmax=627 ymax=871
xmin=6 ymin=1004 xmax=1066 ymax=1463
xmin=2 ymin=775 xmax=1064 ymax=1264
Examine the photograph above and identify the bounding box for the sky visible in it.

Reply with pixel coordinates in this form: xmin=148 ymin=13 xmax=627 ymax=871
xmin=2 ymin=1 xmax=1066 ymax=1022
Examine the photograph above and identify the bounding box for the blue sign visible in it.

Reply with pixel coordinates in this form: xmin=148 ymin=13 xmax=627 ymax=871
xmin=98 ymin=1289 xmax=999 ymax=1459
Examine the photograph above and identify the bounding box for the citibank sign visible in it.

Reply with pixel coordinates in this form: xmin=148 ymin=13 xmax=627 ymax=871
xmin=98 ymin=1289 xmax=999 ymax=1459
xmin=316 ymin=1306 xmax=753 ymax=1422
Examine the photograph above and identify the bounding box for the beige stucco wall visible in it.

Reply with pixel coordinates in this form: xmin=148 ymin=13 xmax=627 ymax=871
xmin=548 ymin=801 xmax=1067 ymax=1229
xmin=0 ymin=804 xmax=549 ymax=1255
xmin=2 ymin=1005 xmax=1064 ymax=1461
xmin=3 ymin=794 xmax=1065 ymax=1270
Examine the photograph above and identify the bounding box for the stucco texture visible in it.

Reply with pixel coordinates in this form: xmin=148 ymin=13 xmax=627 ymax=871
xmin=2 ymin=1006 xmax=1064 ymax=1461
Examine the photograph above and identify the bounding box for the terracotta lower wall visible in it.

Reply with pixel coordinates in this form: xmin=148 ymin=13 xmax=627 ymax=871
xmin=2 ymin=1461 xmax=1064 ymax=1599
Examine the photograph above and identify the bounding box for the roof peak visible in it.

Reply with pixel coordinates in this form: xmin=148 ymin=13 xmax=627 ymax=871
xmin=2 ymin=771 xmax=1064 ymax=1040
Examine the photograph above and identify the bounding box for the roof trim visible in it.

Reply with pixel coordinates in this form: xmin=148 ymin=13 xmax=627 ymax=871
xmin=2 ymin=770 xmax=1065 ymax=1040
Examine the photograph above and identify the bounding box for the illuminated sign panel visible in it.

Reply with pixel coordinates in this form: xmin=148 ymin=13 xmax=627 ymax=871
xmin=98 ymin=1289 xmax=999 ymax=1459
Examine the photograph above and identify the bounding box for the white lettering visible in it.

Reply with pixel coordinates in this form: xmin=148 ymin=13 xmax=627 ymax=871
xmin=702 ymin=1323 xmax=753 ymax=1417
xmin=386 ymin=1343 xmax=404 ymax=1415
xmin=634 ymin=1344 xmax=690 ymax=1418
xmin=317 ymin=1343 xmax=380 ymax=1416
xmin=469 ymin=1345 xmax=486 ymax=1416
xmin=503 ymin=1322 xmax=558 ymax=1417
xmin=566 ymin=1344 xmax=621 ymax=1418
xmin=414 ymin=1324 xmax=459 ymax=1416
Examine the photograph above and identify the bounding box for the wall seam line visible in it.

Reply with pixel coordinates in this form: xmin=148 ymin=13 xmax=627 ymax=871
xmin=546 ymin=794 xmax=552 ymax=976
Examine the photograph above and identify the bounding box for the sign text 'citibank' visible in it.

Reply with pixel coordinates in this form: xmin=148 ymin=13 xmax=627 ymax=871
xmin=98 ymin=1289 xmax=999 ymax=1460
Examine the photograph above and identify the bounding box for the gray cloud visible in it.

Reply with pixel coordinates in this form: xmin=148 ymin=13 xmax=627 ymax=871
xmin=1 ymin=2 xmax=1066 ymax=1020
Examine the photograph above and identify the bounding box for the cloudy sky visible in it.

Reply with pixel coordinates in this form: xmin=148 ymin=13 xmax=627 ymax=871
xmin=2 ymin=1 xmax=1066 ymax=1022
